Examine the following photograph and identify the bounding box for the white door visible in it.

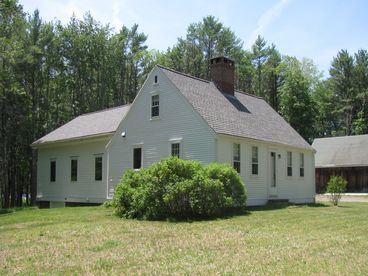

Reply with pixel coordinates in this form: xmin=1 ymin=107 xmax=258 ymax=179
xmin=269 ymin=151 xmax=278 ymax=197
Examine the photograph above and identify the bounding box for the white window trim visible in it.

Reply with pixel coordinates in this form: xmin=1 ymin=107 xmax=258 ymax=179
xmin=70 ymin=156 xmax=79 ymax=182
xmin=170 ymin=142 xmax=181 ymax=158
xmin=233 ymin=143 xmax=241 ymax=174
xmin=150 ymin=94 xmax=160 ymax=119
xmin=94 ymin=153 xmax=103 ymax=182
xmin=286 ymin=151 xmax=293 ymax=177
xmin=251 ymin=146 xmax=259 ymax=176
xmin=153 ymin=75 xmax=159 ymax=85
xmin=133 ymin=145 xmax=143 ymax=170
xmin=299 ymin=153 xmax=305 ymax=178
xmin=49 ymin=158 xmax=56 ymax=183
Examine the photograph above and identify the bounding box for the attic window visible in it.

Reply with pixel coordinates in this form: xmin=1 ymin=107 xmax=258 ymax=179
xmin=154 ymin=75 xmax=158 ymax=84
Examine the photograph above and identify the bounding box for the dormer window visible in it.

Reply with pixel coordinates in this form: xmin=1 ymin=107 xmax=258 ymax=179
xmin=151 ymin=95 xmax=159 ymax=118
xmin=154 ymin=75 xmax=158 ymax=84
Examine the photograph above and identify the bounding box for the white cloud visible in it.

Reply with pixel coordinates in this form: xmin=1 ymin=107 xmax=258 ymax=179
xmin=245 ymin=0 xmax=291 ymax=49
xmin=112 ymin=0 xmax=123 ymax=31
xmin=65 ymin=1 xmax=84 ymax=20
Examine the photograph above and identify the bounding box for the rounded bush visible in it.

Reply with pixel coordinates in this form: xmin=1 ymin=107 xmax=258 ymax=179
xmin=112 ymin=157 xmax=247 ymax=220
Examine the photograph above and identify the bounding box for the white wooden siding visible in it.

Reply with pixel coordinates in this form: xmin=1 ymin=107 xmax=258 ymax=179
xmin=217 ymin=134 xmax=315 ymax=205
xmin=107 ymin=67 xmax=217 ymax=198
xmin=36 ymin=138 xmax=109 ymax=203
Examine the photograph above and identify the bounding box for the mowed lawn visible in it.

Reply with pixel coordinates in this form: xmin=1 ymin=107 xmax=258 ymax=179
xmin=1 ymin=203 xmax=368 ymax=275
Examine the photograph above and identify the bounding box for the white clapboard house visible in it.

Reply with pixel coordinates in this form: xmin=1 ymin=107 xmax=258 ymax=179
xmin=32 ymin=57 xmax=315 ymax=207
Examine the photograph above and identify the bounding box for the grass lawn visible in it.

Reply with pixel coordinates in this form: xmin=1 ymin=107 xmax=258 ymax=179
xmin=1 ymin=203 xmax=368 ymax=275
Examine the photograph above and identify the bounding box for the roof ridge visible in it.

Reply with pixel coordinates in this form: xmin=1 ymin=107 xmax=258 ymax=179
xmin=79 ymin=103 xmax=131 ymax=117
xmin=157 ymin=64 xmax=210 ymax=84
xmin=157 ymin=64 xmax=265 ymax=100
xmin=314 ymin=134 xmax=368 ymax=140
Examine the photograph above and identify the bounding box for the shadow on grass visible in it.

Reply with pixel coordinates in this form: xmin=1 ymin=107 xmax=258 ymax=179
xmin=155 ymin=207 xmax=252 ymax=223
xmin=0 ymin=206 xmax=37 ymax=216
xmin=110 ymin=202 xmax=333 ymax=223
xmin=247 ymin=202 xmax=330 ymax=212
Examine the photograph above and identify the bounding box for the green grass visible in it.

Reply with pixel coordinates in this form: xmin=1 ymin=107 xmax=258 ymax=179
xmin=1 ymin=203 xmax=368 ymax=275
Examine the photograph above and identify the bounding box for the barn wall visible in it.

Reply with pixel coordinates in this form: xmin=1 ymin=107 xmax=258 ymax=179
xmin=316 ymin=167 xmax=368 ymax=193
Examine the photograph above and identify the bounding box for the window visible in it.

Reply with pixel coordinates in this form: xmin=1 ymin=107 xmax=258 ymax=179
xmin=171 ymin=143 xmax=180 ymax=158
xmin=252 ymin=146 xmax=258 ymax=175
xmin=287 ymin=151 xmax=292 ymax=176
xmin=50 ymin=160 xmax=56 ymax=182
xmin=71 ymin=158 xmax=78 ymax=182
xmin=151 ymin=95 xmax=159 ymax=118
xmin=154 ymin=75 xmax=158 ymax=83
xmin=95 ymin=156 xmax=103 ymax=181
xmin=299 ymin=153 xmax=304 ymax=177
xmin=233 ymin=143 xmax=240 ymax=173
xmin=133 ymin=148 xmax=142 ymax=169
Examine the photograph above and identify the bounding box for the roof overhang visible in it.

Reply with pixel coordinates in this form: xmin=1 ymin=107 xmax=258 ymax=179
xmin=31 ymin=132 xmax=114 ymax=149
xmin=217 ymin=133 xmax=315 ymax=153
xmin=316 ymin=164 xmax=368 ymax=169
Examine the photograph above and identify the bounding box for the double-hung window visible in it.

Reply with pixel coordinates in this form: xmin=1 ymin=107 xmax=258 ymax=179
xmin=252 ymin=146 xmax=258 ymax=175
xmin=50 ymin=160 xmax=56 ymax=182
xmin=233 ymin=143 xmax=241 ymax=173
xmin=95 ymin=155 xmax=103 ymax=181
xmin=133 ymin=148 xmax=142 ymax=169
xmin=171 ymin=143 xmax=180 ymax=158
xmin=151 ymin=95 xmax=159 ymax=118
xmin=299 ymin=153 xmax=304 ymax=177
xmin=71 ymin=158 xmax=78 ymax=182
xmin=287 ymin=151 xmax=292 ymax=176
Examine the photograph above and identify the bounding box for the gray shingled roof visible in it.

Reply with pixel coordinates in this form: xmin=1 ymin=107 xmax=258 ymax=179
xmin=159 ymin=66 xmax=312 ymax=150
xmin=32 ymin=104 xmax=130 ymax=145
xmin=312 ymin=135 xmax=368 ymax=168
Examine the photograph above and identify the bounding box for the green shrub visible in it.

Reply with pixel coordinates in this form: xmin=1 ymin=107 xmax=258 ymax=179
xmin=112 ymin=157 xmax=247 ymax=220
xmin=326 ymin=175 xmax=347 ymax=206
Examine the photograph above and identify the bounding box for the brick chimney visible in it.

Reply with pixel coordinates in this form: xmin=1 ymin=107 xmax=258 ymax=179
xmin=210 ymin=56 xmax=235 ymax=96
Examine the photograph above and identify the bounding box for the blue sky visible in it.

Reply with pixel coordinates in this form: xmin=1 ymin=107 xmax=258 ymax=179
xmin=20 ymin=0 xmax=368 ymax=77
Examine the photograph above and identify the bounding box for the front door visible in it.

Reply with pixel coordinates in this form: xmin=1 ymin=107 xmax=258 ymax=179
xmin=269 ymin=151 xmax=277 ymax=197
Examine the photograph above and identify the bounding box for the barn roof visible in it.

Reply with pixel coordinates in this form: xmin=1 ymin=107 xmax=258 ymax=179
xmin=32 ymin=104 xmax=131 ymax=146
xmin=159 ymin=66 xmax=312 ymax=150
xmin=312 ymin=134 xmax=368 ymax=168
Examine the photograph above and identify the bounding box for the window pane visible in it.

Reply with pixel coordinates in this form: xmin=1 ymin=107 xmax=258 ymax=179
xmin=300 ymin=153 xmax=304 ymax=177
xmin=233 ymin=143 xmax=240 ymax=161
xmin=171 ymin=143 xmax=180 ymax=157
xmin=71 ymin=159 xmax=78 ymax=181
xmin=95 ymin=156 xmax=102 ymax=181
xmin=133 ymin=148 xmax=142 ymax=169
xmin=233 ymin=161 xmax=240 ymax=173
xmin=252 ymin=163 xmax=258 ymax=175
xmin=151 ymin=95 xmax=159 ymax=117
xmin=288 ymin=167 xmax=292 ymax=176
xmin=252 ymin=146 xmax=258 ymax=163
xmin=151 ymin=106 xmax=159 ymax=117
xmin=287 ymin=152 xmax=292 ymax=167
xmin=50 ymin=161 xmax=56 ymax=182
xmin=233 ymin=144 xmax=240 ymax=173
xmin=252 ymin=146 xmax=258 ymax=175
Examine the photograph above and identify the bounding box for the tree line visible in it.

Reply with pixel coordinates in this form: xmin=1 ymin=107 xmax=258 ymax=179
xmin=1 ymin=0 xmax=367 ymax=208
